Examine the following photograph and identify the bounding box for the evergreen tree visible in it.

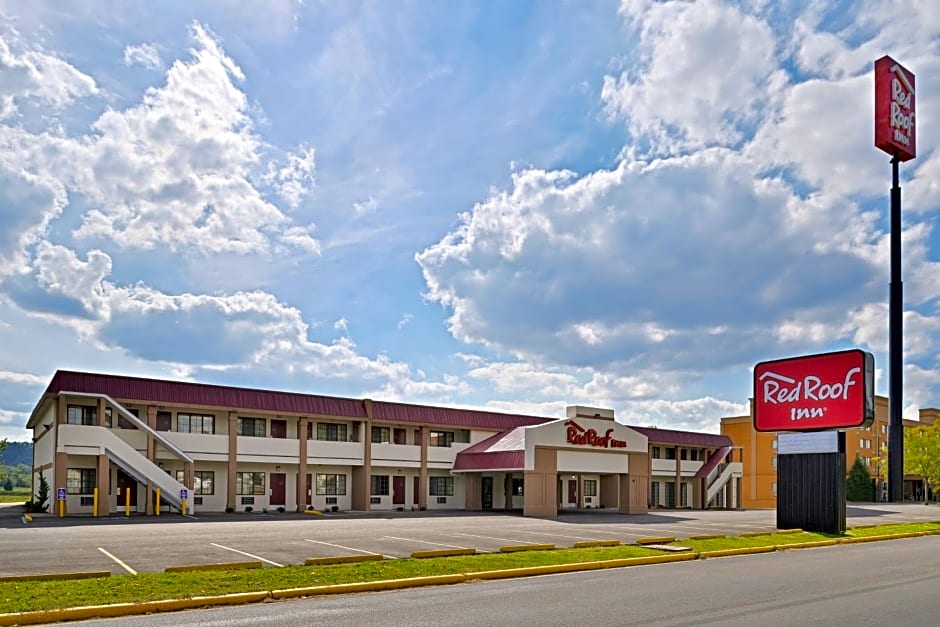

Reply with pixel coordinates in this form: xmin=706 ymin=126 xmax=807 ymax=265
xmin=846 ymin=456 xmax=874 ymax=502
xmin=34 ymin=474 xmax=50 ymax=512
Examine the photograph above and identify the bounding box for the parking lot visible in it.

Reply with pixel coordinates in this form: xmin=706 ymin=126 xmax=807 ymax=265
xmin=2 ymin=503 xmax=938 ymax=576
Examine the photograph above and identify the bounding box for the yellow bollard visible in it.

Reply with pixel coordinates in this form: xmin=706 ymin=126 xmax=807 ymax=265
xmin=155 ymin=488 xmax=161 ymax=516
xmin=181 ymin=498 xmax=187 ymax=517
xmin=124 ymin=488 xmax=130 ymax=517
xmin=58 ymin=499 xmax=64 ymax=518
xmin=93 ymin=487 xmax=98 ymax=517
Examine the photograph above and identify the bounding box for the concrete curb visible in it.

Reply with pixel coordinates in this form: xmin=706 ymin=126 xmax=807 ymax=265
xmin=305 ymin=554 xmax=384 ymax=566
xmin=597 ymin=554 xmax=697 ymax=568
xmin=635 ymin=536 xmax=676 ymax=545
xmin=0 ymin=571 xmax=110 ymax=583
xmin=775 ymin=539 xmax=839 ymax=550
xmin=411 ymin=548 xmax=475 ymax=558
xmin=270 ymin=574 xmax=468 ymax=599
xmin=687 ymin=534 xmax=725 ymax=541
xmin=499 ymin=543 xmax=555 ymax=553
xmin=165 ymin=561 xmax=262 ymax=573
xmin=698 ymin=546 xmax=776 ymax=559
xmin=573 ymin=540 xmax=620 ymax=548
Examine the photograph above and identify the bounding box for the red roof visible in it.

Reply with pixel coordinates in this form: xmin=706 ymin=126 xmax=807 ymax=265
xmin=37 ymin=371 xmax=556 ymax=430
xmin=372 ymin=401 xmax=550 ymax=430
xmin=453 ymin=427 xmax=528 ymax=471
xmin=630 ymin=425 xmax=732 ymax=448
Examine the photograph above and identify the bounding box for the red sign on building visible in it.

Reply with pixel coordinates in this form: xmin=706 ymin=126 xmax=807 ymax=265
xmin=753 ymin=350 xmax=874 ymax=432
xmin=564 ymin=420 xmax=627 ymax=448
xmin=875 ymin=55 xmax=916 ymax=162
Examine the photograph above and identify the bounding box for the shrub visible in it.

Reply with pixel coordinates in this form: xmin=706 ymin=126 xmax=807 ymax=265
xmin=244 ymin=505 xmax=253 ymax=512
xmin=330 ymin=505 xmax=339 ymax=512
xmin=276 ymin=506 xmax=285 ymax=513
xmin=225 ymin=506 xmax=234 ymax=513
xmin=33 ymin=475 xmax=50 ymax=513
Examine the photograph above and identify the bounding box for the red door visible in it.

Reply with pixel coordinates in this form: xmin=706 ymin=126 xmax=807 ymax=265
xmin=271 ymin=420 xmax=287 ymax=438
xmin=568 ymin=479 xmax=577 ymax=505
xmin=413 ymin=476 xmax=420 ymax=505
xmin=394 ymin=428 xmax=406 ymax=444
xmin=156 ymin=411 xmax=172 ymax=431
xmin=393 ymin=476 xmax=405 ymax=505
xmin=270 ymin=473 xmax=286 ymax=506
xmin=306 ymin=474 xmax=312 ymax=507
xmin=117 ymin=469 xmax=137 ymax=507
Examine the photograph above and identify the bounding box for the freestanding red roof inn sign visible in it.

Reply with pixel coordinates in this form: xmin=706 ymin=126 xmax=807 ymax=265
xmin=875 ymin=55 xmax=916 ymax=162
xmin=753 ymin=349 xmax=875 ymax=432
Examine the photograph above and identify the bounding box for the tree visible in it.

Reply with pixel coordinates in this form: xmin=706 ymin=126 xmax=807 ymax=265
xmin=904 ymin=422 xmax=940 ymax=504
xmin=846 ymin=456 xmax=874 ymax=502
xmin=0 ymin=438 xmax=6 ymax=460
xmin=34 ymin=474 xmax=50 ymax=513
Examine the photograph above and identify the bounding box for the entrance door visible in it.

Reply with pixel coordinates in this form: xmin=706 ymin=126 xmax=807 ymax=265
xmin=567 ymin=479 xmax=577 ymax=507
xmin=270 ymin=473 xmax=286 ymax=506
xmin=306 ymin=474 xmax=312 ymax=507
xmin=116 ymin=469 xmax=137 ymax=508
xmin=393 ymin=476 xmax=405 ymax=505
xmin=413 ymin=476 xmax=419 ymax=505
xmin=482 ymin=477 xmax=493 ymax=510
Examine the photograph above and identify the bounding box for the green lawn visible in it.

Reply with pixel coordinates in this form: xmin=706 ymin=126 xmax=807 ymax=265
xmin=0 ymin=493 xmax=29 ymax=504
xmin=1 ymin=521 xmax=939 ymax=615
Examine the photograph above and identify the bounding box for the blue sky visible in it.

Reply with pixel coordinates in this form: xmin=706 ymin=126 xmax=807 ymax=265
xmin=2 ymin=0 xmax=940 ymax=441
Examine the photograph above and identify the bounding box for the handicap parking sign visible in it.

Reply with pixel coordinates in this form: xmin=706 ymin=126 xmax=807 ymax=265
xmin=180 ymin=489 xmax=188 ymax=500
xmin=56 ymin=488 xmax=67 ymax=500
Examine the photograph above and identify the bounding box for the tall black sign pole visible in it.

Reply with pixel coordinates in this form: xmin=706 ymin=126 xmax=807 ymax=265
xmin=888 ymin=155 xmax=903 ymax=503
xmin=874 ymin=55 xmax=915 ymax=503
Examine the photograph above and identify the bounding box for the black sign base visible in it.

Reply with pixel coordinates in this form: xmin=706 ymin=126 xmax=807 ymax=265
xmin=777 ymin=431 xmax=846 ymax=534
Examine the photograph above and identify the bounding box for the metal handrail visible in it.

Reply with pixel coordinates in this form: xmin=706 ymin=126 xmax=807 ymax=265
xmin=59 ymin=391 xmax=193 ymax=463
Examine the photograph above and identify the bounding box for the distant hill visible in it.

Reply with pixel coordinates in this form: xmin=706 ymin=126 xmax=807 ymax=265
xmin=0 ymin=441 xmax=31 ymax=467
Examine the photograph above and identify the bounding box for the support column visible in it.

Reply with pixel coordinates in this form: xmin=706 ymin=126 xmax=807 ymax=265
xmin=419 ymin=426 xmax=429 ymax=510
xmin=503 ymin=474 xmax=513 ymax=510
xmin=97 ymin=397 xmax=107 ymax=427
xmin=297 ymin=417 xmax=309 ymax=512
xmin=351 ymin=400 xmax=373 ymax=511
xmin=227 ymin=411 xmax=237 ymax=510
xmin=54 ymin=451 xmax=67 ymax=516
xmin=96 ymin=454 xmax=110 ymax=516
xmin=674 ymin=446 xmax=681 ymax=508
xmin=145 ymin=405 xmax=157 ymax=515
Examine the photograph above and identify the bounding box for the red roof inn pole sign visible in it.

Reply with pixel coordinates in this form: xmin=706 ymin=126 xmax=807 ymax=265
xmin=875 ymin=55 xmax=915 ymax=503
xmin=753 ymin=350 xmax=874 ymax=432
xmin=875 ymin=56 xmax=915 ymax=162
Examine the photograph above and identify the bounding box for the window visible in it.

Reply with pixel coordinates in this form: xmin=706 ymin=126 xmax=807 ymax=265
xmin=664 ymin=447 xmax=676 ymax=460
xmin=652 ymin=446 xmax=661 ymax=459
xmin=689 ymin=449 xmax=700 ymax=461
xmin=429 ymin=430 xmax=454 ymax=447
xmin=66 ymin=468 xmax=96 ymax=494
xmin=115 ymin=407 xmax=139 ymax=430
xmin=771 ymin=456 xmax=777 ymax=469
xmin=680 ymin=448 xmax=688 ymax=461
xmin=316 ymin=474 xmax=347 ymax=495
xmin=179 ymin=413 xmax=215 ymax=434
xmin=236 ymin=472 xmax=265 ymax=495
xmin=238 ymin=417 xmax=266 ymax=437
xmin=176 ymin=470 xmax=215 ymax=495
xmin=512 ymin=478 xmax=524 ymax=496
xmin=583 ymin=479 xmax=597 ymax=497
xmin=664 ymin=481 xmax=676 ymax=507
xmin=651 ymin=481 xmax=660 ymax=506
xmin=317 ymin=423 xmax=347 ymax=442
xmin=393 ymin=428 xmax=407 ymax=444
xmin=772 ymin=482 xmax=778 ymax=494
xmin=771 ymin=439 xmax=778 ymax=449
xmin=67 ymin=405 xmax=96 ymax=426
xmin=371 ymin=426 xmax=391 ymax=444
xmin=429 ymin=476 xmax=454 ymax=496
xmin=371 ymin=475 xmax=389 ymax=496
xmin=680 ymin=482 xmax=688 ymax=506
xmin=156 ymin=411 xmax=172 ymax=432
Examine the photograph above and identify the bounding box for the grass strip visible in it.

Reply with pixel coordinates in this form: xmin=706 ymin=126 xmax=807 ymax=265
xmin=0 ymin=545 xmax=661 ymax=614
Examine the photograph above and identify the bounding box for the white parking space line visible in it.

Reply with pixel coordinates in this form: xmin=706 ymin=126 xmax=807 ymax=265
xmin=304 ymin=539 xmax=396 ymax=559
xmin=97 ymin=547 xmax=137 ymax=575
xmin=210 ymin=543 xmax=284 ymax=567
xmin=453 ymin=532 xmax=539 ymax=544
xmin=382 ymin=535 xmax=483 ymax=551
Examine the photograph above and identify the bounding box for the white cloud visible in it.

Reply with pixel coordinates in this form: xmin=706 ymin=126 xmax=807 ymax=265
xmin=263 ymin=145 xmax=316 ymax=210
xmin=397 ymin=313 xmax=413 ymax=330
xmin=333 ymin=317 xmax=349 ymax=334
xmin=123 ymin=43 xmax=163 ymax=70
xmin=353 ymin=196 xmax=379 ymax=216
xmin=0 ymin=370 xmax=46 ymax=385
xmin=602 ymin=0 xmax=783 ymax=154
xmin=0 ymin=28 xmax=98 ymax=118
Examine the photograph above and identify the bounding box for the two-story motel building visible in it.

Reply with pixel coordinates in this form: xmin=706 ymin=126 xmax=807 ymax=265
xmin=28 ymin=371 xmax=742 ymax=517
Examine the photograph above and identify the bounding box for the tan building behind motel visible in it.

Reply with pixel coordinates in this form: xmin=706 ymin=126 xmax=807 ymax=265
xmin=28 ymin=371 xmax=742 ymax=517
